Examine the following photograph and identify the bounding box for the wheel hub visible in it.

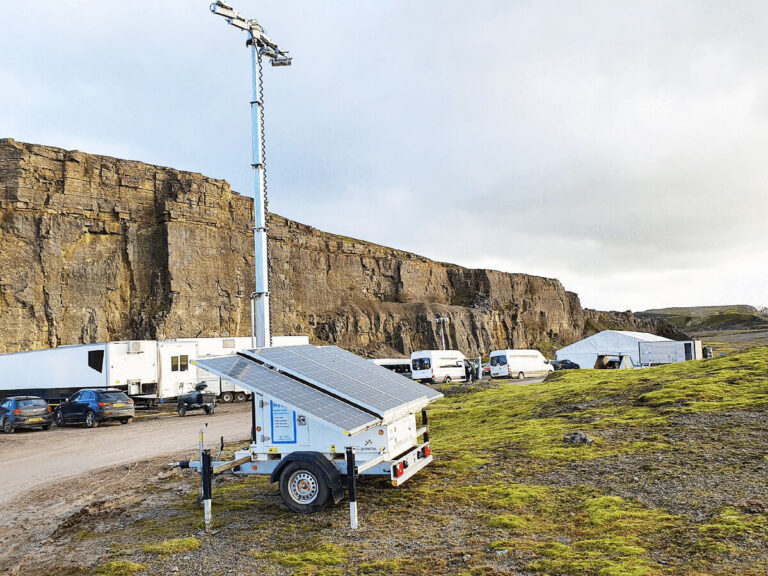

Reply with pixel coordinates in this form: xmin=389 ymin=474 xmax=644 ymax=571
xmin=288 ymin=471 xmax=318 ymax=503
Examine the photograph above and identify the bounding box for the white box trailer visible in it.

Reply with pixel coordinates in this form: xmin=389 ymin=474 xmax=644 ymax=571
xmin=181 ymin=345 xmax=443 ymax=526
xmin=371 ymin=358 xmax=412 ymax=379
xmin=410 ymin=350 xmax=466 ymax=383
xmin=0 ymin=337 xmax=308 ymax=403
xmin=638 ymin=340 xmax=703 ymax=366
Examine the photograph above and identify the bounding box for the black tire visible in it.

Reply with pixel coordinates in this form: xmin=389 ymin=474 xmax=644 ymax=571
xmin=220 ymin=391 xmax=234 ymax=403
xmin=235 ymin=392 xmax=246 ymax=403
xmin=42 ymin=424 xmax=51 ymax=431
xmin=203 ymin=406 xmax=212 ymax=415
xmin=3 ymin=418 xmax=14 ymax=434
xmin=443 ymin=376 xmax=452 ymax=384
xmin=517 ymin=372 xmax=525 ymax=380
xmin=54 ymin=410 xmax=64 ymax=427
xmin=84 ymin=411 xmax=99 ymax=429
xmin=120 ymin=417 xmax=133 ymax=425
xmin=279 ymin=461 xmax=331 ymax=514
xmin=177 ymin=404 xmax=187 ymax=417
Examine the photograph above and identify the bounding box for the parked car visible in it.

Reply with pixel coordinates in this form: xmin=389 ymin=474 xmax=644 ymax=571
xmin=0 ymin=396 xmax=52 ymax=433
xmin=551 ymin=359 xmax=580 ymax=371
xmin=54 ymin=389 xmax=135 ymax=428
xmin=481 ymin=362 xmax=491 ymax=376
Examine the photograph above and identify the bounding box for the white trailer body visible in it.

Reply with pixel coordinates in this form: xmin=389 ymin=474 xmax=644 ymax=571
xmin=371 ymin=358 xmax=412 ymax=378
xmin=191 ymin=345 xmax=443 ymax=515
xmin=639 ymin=340 xmax=702 ymax=366
xmin=489 ymin=349 xmax=553 ymax=379
xmin=410 ymin=350 xmax=466 ymax=383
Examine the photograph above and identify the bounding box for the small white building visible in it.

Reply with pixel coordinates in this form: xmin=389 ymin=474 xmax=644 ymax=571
xmin=555 ymin=330 xmax=672 ymax=369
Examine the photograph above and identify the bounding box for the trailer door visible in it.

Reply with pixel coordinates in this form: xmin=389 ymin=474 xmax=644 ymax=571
xmin=158 ymin=342 xmax=198 ymax=398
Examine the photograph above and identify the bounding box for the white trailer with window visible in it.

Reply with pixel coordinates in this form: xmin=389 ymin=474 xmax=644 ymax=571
xmin=489 ymin=349 xmax=554 ymax=380
xmin=410 ymin=350 xmax=466 ymax=383
xmin=178 ymin=345 xmax=443 ymax=526
xmin=371 ymin=358 xmax=412 ymax=379
xmin=638 ymin=340 xmax=703 ymax=366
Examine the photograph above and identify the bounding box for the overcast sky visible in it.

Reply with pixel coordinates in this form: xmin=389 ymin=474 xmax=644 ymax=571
xmin=1 ymin=1 xmax=766 ymax=311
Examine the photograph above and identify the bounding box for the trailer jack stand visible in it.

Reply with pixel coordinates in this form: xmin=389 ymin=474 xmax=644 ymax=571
xmin=201 ymin=449 xmax=213 ymax=533
xmin=346 ymin=447 xmax=358 ymax=530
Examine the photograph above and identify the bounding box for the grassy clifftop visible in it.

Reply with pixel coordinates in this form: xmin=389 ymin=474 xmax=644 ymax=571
xmin=50 ymin=348 xmax=768 ymax=575
xmin=639 ymin=305 xmax=768 ymax=333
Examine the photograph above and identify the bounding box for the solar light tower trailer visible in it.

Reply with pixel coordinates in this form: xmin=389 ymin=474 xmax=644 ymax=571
xmin=210 ymin=0 xmax=291 ymax=349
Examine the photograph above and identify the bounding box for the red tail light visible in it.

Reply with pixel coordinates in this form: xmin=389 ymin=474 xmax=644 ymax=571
xmin=98 ymin=402 xmax=111 ymax=407
xmin=12 ymin=408 xmax=20 ymax=415
xmin=47 ymin=406 xmax=51 ymax=412
xmin=424 ymin=445 xmax=431 ymax=457
xmin=393 ymin=462 xmax=404 ymax=478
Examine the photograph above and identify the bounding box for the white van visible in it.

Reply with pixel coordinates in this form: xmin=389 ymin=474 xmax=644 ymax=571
xmin=411 ymin=350 xmax=467 ymax=383
xmin=372 ymin=358 xmax=413 ymax=379
xmin=489 ymin=349 xmax=554 ymax=380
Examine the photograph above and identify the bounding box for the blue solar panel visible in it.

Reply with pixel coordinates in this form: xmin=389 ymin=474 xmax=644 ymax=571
xmin=245 ymin=345 xmax=443 ymax=418
xmin=196 ymin=355 xmax=379 ymax=433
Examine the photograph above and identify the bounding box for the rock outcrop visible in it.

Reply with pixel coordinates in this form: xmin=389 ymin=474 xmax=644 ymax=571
xmin=0 ymin=139 xmax=681 ymax=356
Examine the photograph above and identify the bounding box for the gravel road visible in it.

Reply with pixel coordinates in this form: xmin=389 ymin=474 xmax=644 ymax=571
xmin=0 ymin=403 xmax=252 ymax=506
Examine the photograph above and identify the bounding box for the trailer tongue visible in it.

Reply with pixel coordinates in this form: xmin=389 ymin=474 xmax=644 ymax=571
xmin=175 ymin=345 xmax=442 ymax=530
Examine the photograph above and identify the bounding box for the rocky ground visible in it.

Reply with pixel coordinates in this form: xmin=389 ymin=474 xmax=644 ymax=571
xmin=1 ymin=349 xmax=767 ymax=575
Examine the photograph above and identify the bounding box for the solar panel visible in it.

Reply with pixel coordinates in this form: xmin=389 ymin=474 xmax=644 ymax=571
xmin=196 ymin=355 xmax=379 ymax=434
xmin=245 ymin=345 xmax=443 ymax=418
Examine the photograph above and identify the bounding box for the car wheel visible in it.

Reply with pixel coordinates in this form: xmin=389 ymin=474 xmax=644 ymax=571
xmin=220 ymin=391 xmax=234 ymax=403
xmin=517 ymin=372 xmax=525 ymax=380
xmin=443 ymin=376 xmax=452 ymax=384
xmin=235 ymin=392 xmax=246 ymax=403
xmin=177 ymin=404 xmax=187 ymax=417
xmin=120 ymin=417 xmax=133 ymax=425
xmin=54 ymin=411 xmax=64 ymax=427
xmin=85 ymin=411 xmax=99 ymax=428
xmin=42 ymin=424 xmax=51 ymax=431
xmin=3 ymin=418 xmax=14 ymax=434
xmin=279 ymin=461 xmax=331 ymax=514
xmin=203 ymin=406 xmax=211 ymax=415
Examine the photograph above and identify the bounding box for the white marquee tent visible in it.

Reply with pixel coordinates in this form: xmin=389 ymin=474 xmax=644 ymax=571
xmin=555 ymin=330 xmax=671 ymax=369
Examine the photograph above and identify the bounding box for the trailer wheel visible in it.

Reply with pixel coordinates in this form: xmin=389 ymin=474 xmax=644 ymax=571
xmin=220 ymin=391 xmax=234 ymax=403
xmin=203 ymin=405 xmax=215 ymax=415
xmin=517 ymin=372 xmax=525 ymax=380
xmin=120 ymin=417 xmax=133 ymax=425
xmin=279 ymin=461 xmax=331 ymax=514
xmin=84 ymin=411 xmax=99 ymax=428
xmin=2 ymin=418 xmax=14 ymax=434
xmin=177 ymin=404 xmax=187 ymax=417
xmin=235 ymin=392 xmax=246 ymax=403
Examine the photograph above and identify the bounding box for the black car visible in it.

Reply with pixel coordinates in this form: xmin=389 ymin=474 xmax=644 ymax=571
xmin=54 ymin=389 xmax=135 ymax=428
xmin=551 ymin=359 xmax=580 ymax=371
xmin=0 ymin=396 xmax=53 ymax=433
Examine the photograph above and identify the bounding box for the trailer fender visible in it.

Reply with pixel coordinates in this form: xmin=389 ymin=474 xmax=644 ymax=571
xmin=270 ymin=452 xmax=344 ymax=504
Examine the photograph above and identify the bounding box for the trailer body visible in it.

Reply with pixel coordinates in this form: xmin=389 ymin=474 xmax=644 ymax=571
xmin=638 ymin=340 xmax=703 ymax=366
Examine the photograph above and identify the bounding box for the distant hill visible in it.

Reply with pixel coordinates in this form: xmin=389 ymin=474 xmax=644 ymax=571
xmin=638 ymin=305 xmax=768 ymax=332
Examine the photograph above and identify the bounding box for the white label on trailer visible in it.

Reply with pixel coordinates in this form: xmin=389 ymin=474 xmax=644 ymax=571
xmin=270 ymin=401 xmax=297 ymax=444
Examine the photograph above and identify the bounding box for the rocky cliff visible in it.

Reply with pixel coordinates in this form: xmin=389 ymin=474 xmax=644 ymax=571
xmin=0 ymin=139 xmax=680 ymax=357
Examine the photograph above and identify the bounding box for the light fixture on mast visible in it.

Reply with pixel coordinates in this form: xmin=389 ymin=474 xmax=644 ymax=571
xmin=210 ymin=1 xmax=291 ymax=349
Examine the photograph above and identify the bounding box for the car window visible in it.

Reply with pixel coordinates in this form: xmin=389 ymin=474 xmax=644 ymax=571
xmin=99 ymin=392 xmax=131 ymax=403
xmin=412 ymin=358 xmax=431 ymax=371
xmin=70 ymin=392 xmax=82 ymax=402
xmin=490 ymin=356 xmax=507 ymax=366
xmin=19 ymin=399 xmax=48 ymax=408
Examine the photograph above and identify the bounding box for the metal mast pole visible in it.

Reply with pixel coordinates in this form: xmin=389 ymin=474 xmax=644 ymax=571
xmin=210 ymin=1 xmax=291 ymax=349
xmin=250 ymin=42 xmax=270 ymax=349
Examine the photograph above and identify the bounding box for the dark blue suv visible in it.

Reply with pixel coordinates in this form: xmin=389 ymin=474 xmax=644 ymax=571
xmin=0 ymin=396 xmax=53 ymax=433
xmin=54 ymin=389 xmax=135 ymax=428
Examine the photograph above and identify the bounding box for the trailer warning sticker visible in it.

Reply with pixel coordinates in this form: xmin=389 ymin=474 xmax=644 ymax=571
xmin=270 ymin=401 xmax=297 ymax=444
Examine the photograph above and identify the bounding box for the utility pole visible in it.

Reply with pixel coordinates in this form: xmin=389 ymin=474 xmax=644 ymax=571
xmin=435 ymin=316 xmax=449 ymax=350
xmin=210 ymin=1 xmax=291 ymax=349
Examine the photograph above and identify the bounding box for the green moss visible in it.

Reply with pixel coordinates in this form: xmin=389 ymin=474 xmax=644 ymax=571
xmin=698 ymin=507 xmax=768 ymax=539
xmin=92 ymin=561 xmax=146 ymax=576
xmin=142 ymin=537 xmax=200 ymax=556
xmin=488 ymin=514 xmax=529 ymax=530
xmin=254 ymin=542 xmax=346 ymax=568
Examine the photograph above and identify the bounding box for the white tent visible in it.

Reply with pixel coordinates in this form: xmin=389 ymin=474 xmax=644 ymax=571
xmin=555 ymin=330 xmax=671 ymax=369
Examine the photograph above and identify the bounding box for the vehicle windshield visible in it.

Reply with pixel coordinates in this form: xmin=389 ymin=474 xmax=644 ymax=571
xmin=18 ymin=399 xmax=48 ymax=408
xmin=412 ymin=358 xmax=431 ymax=371
xmin=490 ymin=355 xmax=507 ymax=366
xmin=99 ymin=392 xmax=131 ymax=403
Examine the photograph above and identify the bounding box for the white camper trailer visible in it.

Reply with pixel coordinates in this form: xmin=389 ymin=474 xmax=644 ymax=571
xmin=410 ymin=350 xmax=466 ymax=383
xmin=638 ymin=340 xmax=703 ymax=366
xmin=489 ymin=349 xmax=554 ymax=379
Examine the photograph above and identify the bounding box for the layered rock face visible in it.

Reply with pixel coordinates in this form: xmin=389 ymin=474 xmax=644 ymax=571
xmin=0 ymin=139 xmax=679 ymax=356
